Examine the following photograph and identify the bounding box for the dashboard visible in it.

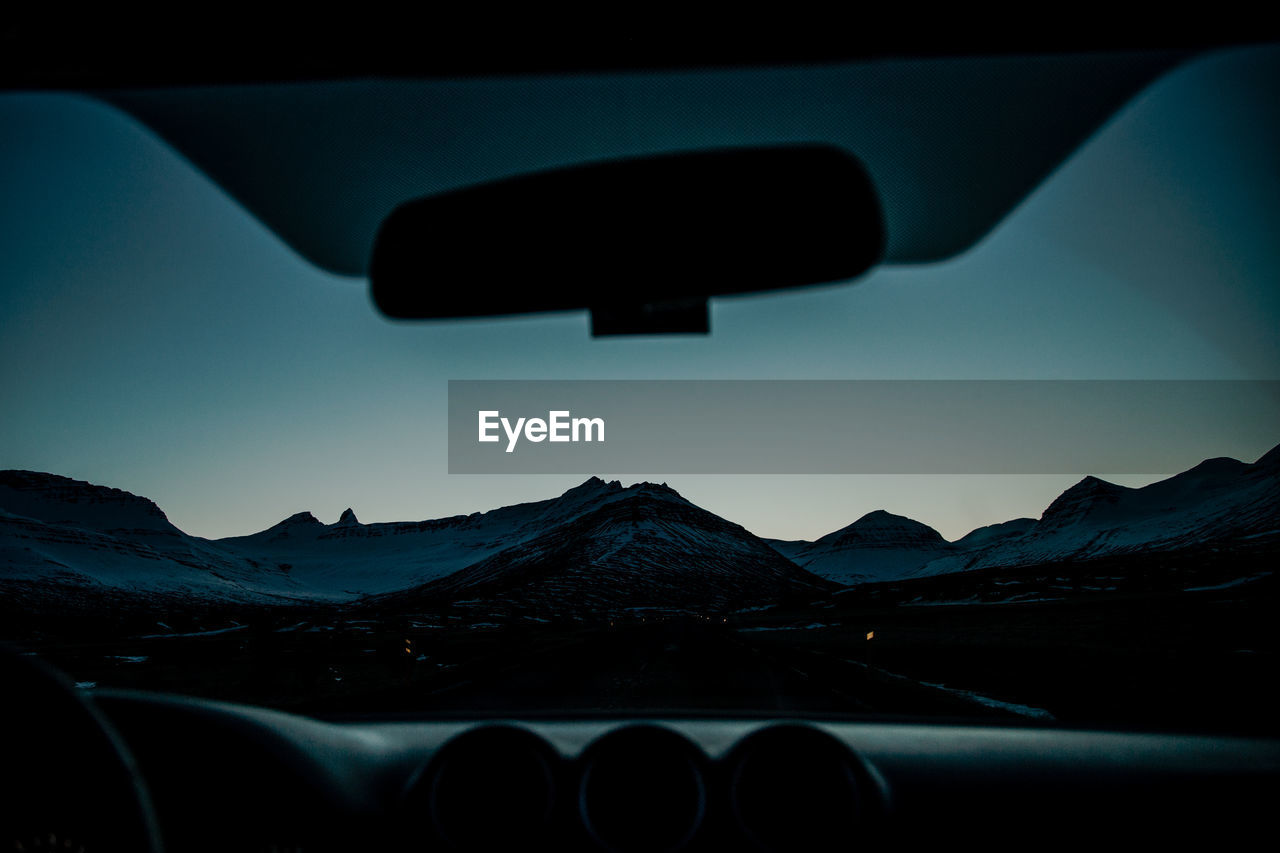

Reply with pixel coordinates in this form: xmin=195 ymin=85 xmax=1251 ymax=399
xmin=8 ymin=649 xmax=1278 ymax=852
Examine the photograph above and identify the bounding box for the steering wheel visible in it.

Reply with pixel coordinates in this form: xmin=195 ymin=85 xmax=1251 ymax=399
xmin=1 ymin=646 xmax=163 ymax=852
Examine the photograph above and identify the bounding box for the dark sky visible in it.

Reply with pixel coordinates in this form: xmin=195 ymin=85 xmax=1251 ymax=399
xmin=1 ymin=45 xmax=1277 ymax=541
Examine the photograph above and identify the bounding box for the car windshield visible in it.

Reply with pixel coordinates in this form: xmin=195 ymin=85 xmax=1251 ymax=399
xmin=2 ymin=43 xmax=1277 ymax=733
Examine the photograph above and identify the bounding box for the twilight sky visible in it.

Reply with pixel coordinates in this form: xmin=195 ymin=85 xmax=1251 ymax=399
xmin=2 ymin=45 xmax=1278 ymax=542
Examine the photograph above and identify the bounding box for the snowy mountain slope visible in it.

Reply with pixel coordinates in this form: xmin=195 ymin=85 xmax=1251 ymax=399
xmin=950 ymin=518 xmax=1038 ymax=551
xmin=213 ymin=477 xmax=640 ymax=598
xmin=5 ymin=442 xmax=1277 ymax=605
xmin=380 ymin=482 xmax=835 ymax=612
xmin=0 ymin=470 xmax=181 ymax=537
xmin=908 ymin=445 xmax=1280 ymax=578
xmin=776 ymin=510 xmax=956 ymax=585
xmin=769 ymin=443 xmax=1279 ymax=586
xmin=1 ymin=473 xmax=828 ymax=609
xmin=0 ymin=472 xmax=306 ymax=601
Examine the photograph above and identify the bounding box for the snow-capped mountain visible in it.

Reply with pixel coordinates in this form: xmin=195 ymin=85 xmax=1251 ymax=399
xmin=380 ymin=481 xmax=833 ymax=611
xmin=909 ymin=445 xmax=1280 ymax=577
xmin=1 ymin=473 xmax=829 ymax=609
xmin=212 ymin=476 xmax=651 ymax=599
xmin=769 ymin=443 xmax=1279 ymax=585
xmin=0 ymin=471 xmax=304 ymax=601
xmin=0 ymin=469 xmax=181 ymax=537
xmin=949 ymin=518 xmax=1038 ymax=552
xmin=3 ymin=442 xmax=1277 ymax=607
xmin=770 ymin=510 xmax=955 ymax=585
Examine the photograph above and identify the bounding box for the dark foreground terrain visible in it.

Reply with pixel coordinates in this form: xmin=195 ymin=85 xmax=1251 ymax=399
xmin=6 ymin=550 xmax=1276 ymax=734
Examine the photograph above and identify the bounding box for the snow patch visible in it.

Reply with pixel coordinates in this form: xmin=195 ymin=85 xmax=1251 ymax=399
xmin=1186 ymin=572 xmax=1272 ymax=592
xmin=920 ymin=681 xmax=1056 ymax=720
xmin=138 ymin=625 xmax=248 ymax=639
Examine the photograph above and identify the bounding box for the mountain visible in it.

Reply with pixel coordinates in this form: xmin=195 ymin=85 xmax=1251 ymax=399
xmin=907 ymin=446 xmax=1280 ymax=578
xmin=1 ymin=473 xmax=829 ymax=611
xmin=0 ymin=470 xmax=182 ymax=537
xmin=772 ymin=511 xmax=955 ymax=585
xmin=768 ymin=443 xmax=1280 ymax=585
xmin=949 ymin=518 xmax=1038 ymax=551
xmin=767 ymin=513 xmax=1039 ymax=585
xmin=212 ymin=476 xmax=639 ymax=598
xmin=4 ymin=442 xmax=1277 ymax=608
xmin=0 ymin=471 xmax=304 ymax=602
xmin=379 ymin=482 xmax=833 ymax=612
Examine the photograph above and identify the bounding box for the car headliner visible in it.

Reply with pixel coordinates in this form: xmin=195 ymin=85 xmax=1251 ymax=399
xmin=85 ymin=50 xmax=1190 ymax=278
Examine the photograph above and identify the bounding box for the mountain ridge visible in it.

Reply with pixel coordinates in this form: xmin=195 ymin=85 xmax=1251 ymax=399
xmin=1 ymin=474 xmax=830 ymax=609
xmin=3 ymin=441 xmax=1277 ymax=606
xmin=768 ymin=442 xmax=1280 ymax=584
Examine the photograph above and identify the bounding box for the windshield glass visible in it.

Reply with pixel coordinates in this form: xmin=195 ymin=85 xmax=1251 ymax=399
xmin=2 ymin=44 xmax=1277 ymax=732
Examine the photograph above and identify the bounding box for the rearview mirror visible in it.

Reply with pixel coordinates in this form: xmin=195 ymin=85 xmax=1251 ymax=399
xmin=370 ymin=146 xmax=883 ymax=335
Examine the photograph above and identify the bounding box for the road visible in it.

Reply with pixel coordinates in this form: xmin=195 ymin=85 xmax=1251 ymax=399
xmin=321 ymin=622 xmax=1005 ymax=717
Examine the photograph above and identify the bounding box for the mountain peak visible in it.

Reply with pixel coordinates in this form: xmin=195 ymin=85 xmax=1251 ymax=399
xmin=335 ymin=507 xmax=360 ymax=526
xmin=1182 ymin=456 xmax=1249 ymax=479
xmin=1039 ymin=475 xmax=1126 ymax=525
xmin=792 ymin=509 xmax=949 ymax=585
xmin=0 ymin=469 xmax=179 ymax=535
xmin=629 ymin=481 xmax=683 ymax=499
xmin=239 ymin=510 xmax=325 ymax=541
xmin=562 ymin=477 xmax=624 ymax=500
xmin=841 ymin=509 xmax=935 ymax=534
xmin=281 ymin=511 xmax=321 ymax=526
xmin=857 ymin=509 xmax=904 ymax=524
xmin=1058 ymin=475 xmax=1123 ymax=498
xmin=816 ymin=509 xmax=947 ymax=548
